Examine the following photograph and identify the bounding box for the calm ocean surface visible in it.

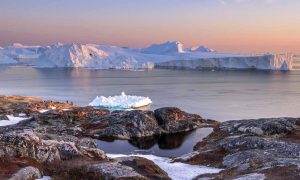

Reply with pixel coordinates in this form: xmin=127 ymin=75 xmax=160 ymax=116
xmin=1 ymin=65 xmax=300 ymax=121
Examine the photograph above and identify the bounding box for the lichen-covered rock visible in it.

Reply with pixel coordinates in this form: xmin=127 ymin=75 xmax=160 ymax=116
xmin=84 ymin=110 xmax=161 ymax=139
xmin=116 ymin=156 xmax=170 ymax=180
xmin=91 ymin=161 xmax=147 ymax=179
xmin=181 ymin=117 xmax=300 ymax=179
xmin=9 ymin=166 xmax=42 ymax=180
xmin=0 ymin=130 xmax=107 ymax=162
xmin=154 ymin=107 xmax=205 ymax=133
xmin=220 ymin=118 xmax=299 ymax=136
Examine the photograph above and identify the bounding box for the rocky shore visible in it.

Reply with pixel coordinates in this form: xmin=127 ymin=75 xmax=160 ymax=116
xmin=1 ymin=95 xmax=300 ymax=179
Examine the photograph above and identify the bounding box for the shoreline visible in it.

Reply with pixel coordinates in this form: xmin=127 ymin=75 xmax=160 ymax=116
xmin=1 ymin=95 xmax=300 ymax=179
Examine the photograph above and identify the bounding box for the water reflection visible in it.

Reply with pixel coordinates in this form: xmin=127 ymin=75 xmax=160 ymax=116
xmin=97 ymin=128 xmax=213 ymax=157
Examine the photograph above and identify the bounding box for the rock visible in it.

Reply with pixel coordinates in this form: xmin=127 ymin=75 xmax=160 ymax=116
xmin=116 ymin=156 xmax=170 ymax=179
xmin=91 ymin=161 xmax=147 ymax=179
xmin=220 ymin=118 xmax=299 ymax=136
xmin=233 ymin=173 xmax=266 ymax=180
xmin=0 ymin=115 xmax=9 ymax=120
xmin=84 ymin=110 xmax=161 ymax=140
xmin=9 ymin=166 xmax=42 ymax=180
xmin=154 ymin=107 xmax=205 ymax=133
xmin=181 ymin=117 xmax=300 ymax=179
xmin=0 ymin=130 xmax=107 ymax=162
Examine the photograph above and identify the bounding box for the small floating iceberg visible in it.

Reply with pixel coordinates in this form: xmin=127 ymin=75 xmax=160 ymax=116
xmin=89 ymin=92 xmax=152 ymax=110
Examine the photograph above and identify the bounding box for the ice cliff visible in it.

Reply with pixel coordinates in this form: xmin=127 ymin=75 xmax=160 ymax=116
xmin=155 ymin=54 xmax=294 ymax=71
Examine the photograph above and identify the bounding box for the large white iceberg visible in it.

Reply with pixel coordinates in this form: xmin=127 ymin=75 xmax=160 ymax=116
xmin=89 ymin=92 xmax=152 ymax=109
xmin=0 ymin=41 xmax=294 ymax=70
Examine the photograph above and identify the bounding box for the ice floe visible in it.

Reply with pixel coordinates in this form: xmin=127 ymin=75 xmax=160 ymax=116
xmin=89 ymin=92 xmax=152 ymax=110
xmin=107 ymin=154 xmax=222 ymax=180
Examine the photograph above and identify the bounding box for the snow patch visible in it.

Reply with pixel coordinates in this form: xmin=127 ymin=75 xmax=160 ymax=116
xmin=39 ymin=109 xmax=49 ymax=113
xmin=89 ymin=92 xmax=152 ymax=109
xmin=0 ymin=115 xmax=30 ymax=127
xmin=36 ymin=176 xmax=52 ymax=180
xmin=107 ymin=154 xmax=222 ymax=180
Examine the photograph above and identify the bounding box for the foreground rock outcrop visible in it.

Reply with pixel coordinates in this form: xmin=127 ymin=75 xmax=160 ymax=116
xmin=83 ymin=107 xmax=216 ymax=140
xmin=1 ymin=95 xmax=215 ymax=179
xmin=3 ymin=95 xmax=300 ymax=179
xmin=177 ymin=117 xmax=300 ymax=179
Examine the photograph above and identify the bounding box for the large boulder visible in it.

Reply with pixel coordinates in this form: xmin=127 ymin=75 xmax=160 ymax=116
xmin=84 ymin=110 xmax=161 ymax=140
xmin=154 ymin=107 xmax=204 ymax=133
xmin=9 ymin=166 xmax=42 ymax=180
xmin=0 ymin=130 xmax=107 ymax=162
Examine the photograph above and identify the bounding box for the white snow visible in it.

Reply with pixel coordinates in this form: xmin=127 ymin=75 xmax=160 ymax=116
xmin=39 ymin=109 xmax=49 ymax=113
xmin=0 ymin=115 xmax=30 ymax=127
xmin=89 ymin=92 xmax=152 ymax=109
xmin=107 ymin=154 xmax=222 ymax=180
xmin=36 ymin=176 xmax=52 ymax=180
xmin=0 ymin=41 xmax=294 ymax=70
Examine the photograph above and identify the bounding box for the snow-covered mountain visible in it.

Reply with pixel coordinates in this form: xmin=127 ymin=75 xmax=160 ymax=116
xmin=0 ymin=41 xmax=294 ymax=70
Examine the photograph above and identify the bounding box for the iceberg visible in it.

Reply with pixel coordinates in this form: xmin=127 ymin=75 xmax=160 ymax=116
xmin=141 ymin=41 xmax=185 ymax=54
xmin=89 ymin=92 xmax=152 ymax=110
xmin=0 ymin=50 xmax=18 ymax=64
xmin=189 ymin=45 xmax=215 ymax=53
xmin=156 ymin=54 xmax=294 ymax=71
xmin=0 ymin=41 xmax=294 ymax=70
xmin=3 ymin=43 xmax=42 ymax=59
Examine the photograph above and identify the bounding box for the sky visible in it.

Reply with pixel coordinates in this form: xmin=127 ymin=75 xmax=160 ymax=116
xmin=0 ymin=0 xmax=300 ymax=53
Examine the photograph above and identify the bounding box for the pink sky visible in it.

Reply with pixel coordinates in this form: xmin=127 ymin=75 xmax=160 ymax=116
xmin=0 ymin=0 xmax=299 ymax=53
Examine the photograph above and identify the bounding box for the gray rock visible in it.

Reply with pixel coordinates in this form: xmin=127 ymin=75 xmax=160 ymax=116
xmin=154 ymin=107 xmax=204 ymax=133
xmin=92 ymin=161 xmax=147 ymax=179
xmin=220 ymin=118 xmax=298 ymax=136
xmin=0 ymin=130 xmax=107 ymax=162
xmin=9 ymin=166 xmax=42 ymax=180
xmin=85 ymin=110 xmax=161 ymax=139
